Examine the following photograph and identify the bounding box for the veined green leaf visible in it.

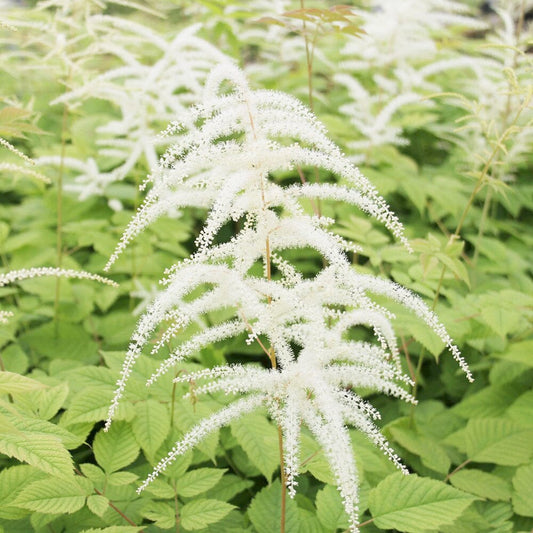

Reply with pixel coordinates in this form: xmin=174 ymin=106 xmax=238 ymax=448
xmin=0 ymin=426 xmax=74 ymax=479
xmin=63 ymin=386 xmax=134 ymax=425
xmin=132 ymin=399 xmax=169 ymax=459
xmin=19 ymin=322 xmax=99 ymax=363
xmin=453 ymin=381 xmax=527 ymax=419
xmin=204 ymin=474 xmax=254 ymax=501
xmin=387 ymin=419 xmax=450 ymax=474
xmin=13 ymin=477 xmax=91 ymax=514
xmin=29 ymin=382 xmax=69 ymax=420
xmin=0 ymin=465 xmax=44 ymax=520
xmin=143 ymin=501 xmax=176 ymax=529
xmin=507 ymin=391 xmax=533 ymax=426
xmin=300 ymin=432 xmax=335 ymax=485
xmin=231 ymin=413 xmax=279 ymax=482
xmin=465 ymin=418 xmax=533 ymax=465
xmin=108 ymin=471 xmax=138 ymax=486
xmin=297 ymin=508 xmax=328 ymax=533
xmin=450 ymin=469 xmax=511 ymax=501
xmin=93 ymin=422 xmax=140 ymax=473
xmin=173 ymin=399 xmax=220 ymax=460
xmin=144 ymin=479 xmax=175 ymax=499
xmin=247 ymin=480 xmax=302 ymax=533
xmin=80 ymin=463 xmax=106 ymax=486
xmin=316 ymin=484 xmax=350 ymax=531
xmin=0 ymin=371 xmax=46 ymax=394
xmin=176 ymin=467 xmax=227 ymax=498
xmin=87 ymin=494 xmax=109 ymax=517
xmin=512 ymin=463 xmax=533 ymax=517
xmin=368 ymin=473 xmax=476 ymax=532
xmin=180 ymin=499 xmax=235 ymax=530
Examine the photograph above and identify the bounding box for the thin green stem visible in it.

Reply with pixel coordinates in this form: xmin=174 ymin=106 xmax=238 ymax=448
xmin=74 ymin=467 xmax=143 ymax=530
xmin=473 ymin=188 xmax=492 ymax=265
xmin=342 ymin=516 xmax=375 ymax=532
xmin=54 ymin=94 xmax=69 ymax=337
xmin=455 ymin=94 xmax=528 ymax=242
xmin=444 ymin=458 xmax=471 ymax=483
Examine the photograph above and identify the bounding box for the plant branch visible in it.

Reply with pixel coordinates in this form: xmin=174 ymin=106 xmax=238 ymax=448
xmin=444 ymin=458 xmax=471 ymax=483
xmin=74 ymin=467 xmax=143 ymax=530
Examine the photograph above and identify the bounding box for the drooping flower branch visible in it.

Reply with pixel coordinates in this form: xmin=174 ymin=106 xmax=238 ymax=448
xmin=105 ymin=64 xmax=471 ymax=532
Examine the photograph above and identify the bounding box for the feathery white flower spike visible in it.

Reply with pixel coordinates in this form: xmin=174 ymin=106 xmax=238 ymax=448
xmin=0 ymin=267 xmax=117 ymax=288
xmin=0 ymin=267 xmax=117 ymax=324
xmin=105 ymin=65 xmax=472 ymax=530
xmin=104 ymin=63 xmax=410 ymax=271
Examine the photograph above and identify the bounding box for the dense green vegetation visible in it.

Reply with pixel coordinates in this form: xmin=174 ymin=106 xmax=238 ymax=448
xmin=1 ymin=1 xmax=532 ymax=532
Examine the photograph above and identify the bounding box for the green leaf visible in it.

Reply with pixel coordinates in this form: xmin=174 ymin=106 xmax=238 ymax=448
xmin=477 ymin=291 xmax=530 ymax=338
xmin=450 ymin=469 xmax=511 ymax=501
xmin=180 ymin=499 xmax=235 ymax=530
xmin=507 ymin=391 xmax=533 ymax=426
xmin=300 ymin=433 xmax=335 ymax=485
xmin=132 ymin=399 xmax=170 ymax=459
xmin=13 ymin=477 xmax=90 ymax=514
xmin=30 ymin=382 xmax=69 ymax=420
xmin=231 ymin=413 xmax=280 ymax=482
xmin=0 ymin=422 xmax=74 ymax=479
xmin=87 ymin=494 xmax=109 ymax=517
xmin=368 ymin=473 xmax=476 ymax=532
xmin=204 ymin=474 xmax=254 ymax=501
xmin=143 ymin=501 xmax=176 ymax=529
xmin=80 ymin=463 xmax=106 ymax=486
xmin=93 ymin=422 xmax=140 ymax=473
xmin=108 ymin=471 xmax=138 ymax=486
xmin=297 ymin=508 xmax=327 ymax=533
xmin=64 ymin=386 xmax=134 ymax=425
xmin=173 ymin=399 xmax=220 ymax=460
xmin=465 ymin=418 xmax=533 ymax=465
xmin=512 ymin=463 xmax=533 ymax=517
xmin=493 ymin=341 xmax=533 ymax=367
xmin=0 ymin=371 xmax=46 ymax=394
xmin=316 ymin=484 xmax=349 ymax=531
xmin=394 ymin=307 xmax=445 ymax=357
xmin=453 ymin=381 xmax=527 ymax=419
xmin=19 ymin=322 xmax=99 ymax=363
xmin=144 ymin=479 xmax=175 ymax=499
xmin=248 ymin=480 xmax=300 ymax=533
xmin=0 ymin=405 xmax=79 ymax=448
xmin=176 ymin=467 xmax=227 ymax=498
xmin=387 ymin=419 xmax=450 ymax=474
xmin=0 ymin=465 xmax=44 ymax=520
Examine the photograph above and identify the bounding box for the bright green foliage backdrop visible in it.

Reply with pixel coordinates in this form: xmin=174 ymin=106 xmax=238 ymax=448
xmin=1 ymin=1 xmax=532 ymax=532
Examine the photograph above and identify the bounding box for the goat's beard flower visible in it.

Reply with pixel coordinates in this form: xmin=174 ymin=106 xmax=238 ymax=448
xmin=105 ymin=64 xmax=472 ymax=531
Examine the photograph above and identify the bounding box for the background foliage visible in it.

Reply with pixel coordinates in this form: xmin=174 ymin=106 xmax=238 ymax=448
xmin=0 ymin=0 xmax=532 ymax=532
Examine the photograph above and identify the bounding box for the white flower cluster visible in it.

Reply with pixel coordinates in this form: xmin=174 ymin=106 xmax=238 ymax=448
xmin=105 ymin=64 xmax=471 ymax=531
xmin=0 ymin=267 xmax=117 ymax=323
xmin=335 ymin=0 xmax=486 ymax=162
xmin=0 ymin=267 xmax=117 ymax=288
xmin=37 ymin=20 xmax=232 ymax=200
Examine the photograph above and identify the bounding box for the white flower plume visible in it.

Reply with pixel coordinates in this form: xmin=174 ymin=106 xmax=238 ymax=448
xmin=105 ymin=64 xmax=471 ymax=531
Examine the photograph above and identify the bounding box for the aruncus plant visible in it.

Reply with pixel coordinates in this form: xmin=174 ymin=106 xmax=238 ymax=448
xmin=104 ymin=64 xmax=472 ymax=532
